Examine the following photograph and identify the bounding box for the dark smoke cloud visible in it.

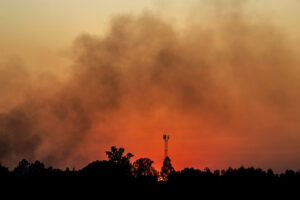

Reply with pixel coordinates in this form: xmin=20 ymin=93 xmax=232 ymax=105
xmin=0 ymin=110 xmax=41 ymax=164
xmin=0 ymin=2 xmax=300 ymax=171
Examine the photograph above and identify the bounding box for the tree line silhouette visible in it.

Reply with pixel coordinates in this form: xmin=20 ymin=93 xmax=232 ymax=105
xmin=1 ymin=146 xmax=300 ymax=195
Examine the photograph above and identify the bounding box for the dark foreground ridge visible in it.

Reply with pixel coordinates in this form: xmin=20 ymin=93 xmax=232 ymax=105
xmin=1 ymin=146 xmax=300 ymax=197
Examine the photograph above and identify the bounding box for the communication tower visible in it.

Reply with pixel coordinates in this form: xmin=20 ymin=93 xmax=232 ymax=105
xmin=163 ymin=134 xmax=170 ymax=158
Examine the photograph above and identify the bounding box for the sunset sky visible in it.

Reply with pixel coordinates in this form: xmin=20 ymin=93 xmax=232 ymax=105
xmin=1 ymin=0 xmax=300 ymax=172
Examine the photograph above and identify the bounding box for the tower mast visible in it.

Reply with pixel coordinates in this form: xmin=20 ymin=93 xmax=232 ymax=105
xmin=163 ymin=134 xmax=170 ymax=158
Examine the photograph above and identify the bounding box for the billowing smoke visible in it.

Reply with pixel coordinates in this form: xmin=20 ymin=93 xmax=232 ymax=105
xmin=1 ymin=2 xmax=300 ymax=171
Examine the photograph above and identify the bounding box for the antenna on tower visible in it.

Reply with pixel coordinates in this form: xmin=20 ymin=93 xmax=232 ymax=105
xmin=163 ymin=134 xmax=170 ymax=158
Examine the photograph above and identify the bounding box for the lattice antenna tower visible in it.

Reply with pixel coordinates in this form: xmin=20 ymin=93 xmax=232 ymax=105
xmin=163 ymin=134 xmax=170 ymax=158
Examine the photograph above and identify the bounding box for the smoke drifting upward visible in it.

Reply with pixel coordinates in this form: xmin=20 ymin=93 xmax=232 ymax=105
xmin=1 ymin=2 xmax=300 ymax=171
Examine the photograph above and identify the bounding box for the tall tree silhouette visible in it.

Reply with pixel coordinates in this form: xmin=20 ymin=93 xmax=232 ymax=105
xmin=161 ymin=156 xmax=175 ymax=180
xmin=105 ymin=146 xmax=134 ymax=182
xmin=133 ymin=158 xmax=157 ymax=178
xmin=105 ymin=146 xmax=133 ymax=165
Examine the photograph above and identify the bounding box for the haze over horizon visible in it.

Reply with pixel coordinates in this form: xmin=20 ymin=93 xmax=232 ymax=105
xmin=1 ymin=0 xmax=300 ymax=172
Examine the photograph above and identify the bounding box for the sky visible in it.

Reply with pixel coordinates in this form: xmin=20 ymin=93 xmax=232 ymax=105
xmin=1 ymin=0 xmax=300 ymax=172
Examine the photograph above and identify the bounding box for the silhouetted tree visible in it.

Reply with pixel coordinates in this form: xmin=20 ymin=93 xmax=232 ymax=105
xmin=106 ymin=146 xmax=134 ymax=165
xmin=133 ymin=158 xmax=158 ymax=178
xmin=104 ymin=146 xmax=134 ymax=183
xmin=29 ymin=160 xmax=45 ymax=174
xmin=14 ymin=159 xmax=30 ymax=176
xmin=161 ymin=156 xmax=174 ymax=180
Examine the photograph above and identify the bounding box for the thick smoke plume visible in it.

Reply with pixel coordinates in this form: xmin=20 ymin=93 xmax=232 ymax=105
xmin=0 ymin=2 xmax=300 ymax=171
